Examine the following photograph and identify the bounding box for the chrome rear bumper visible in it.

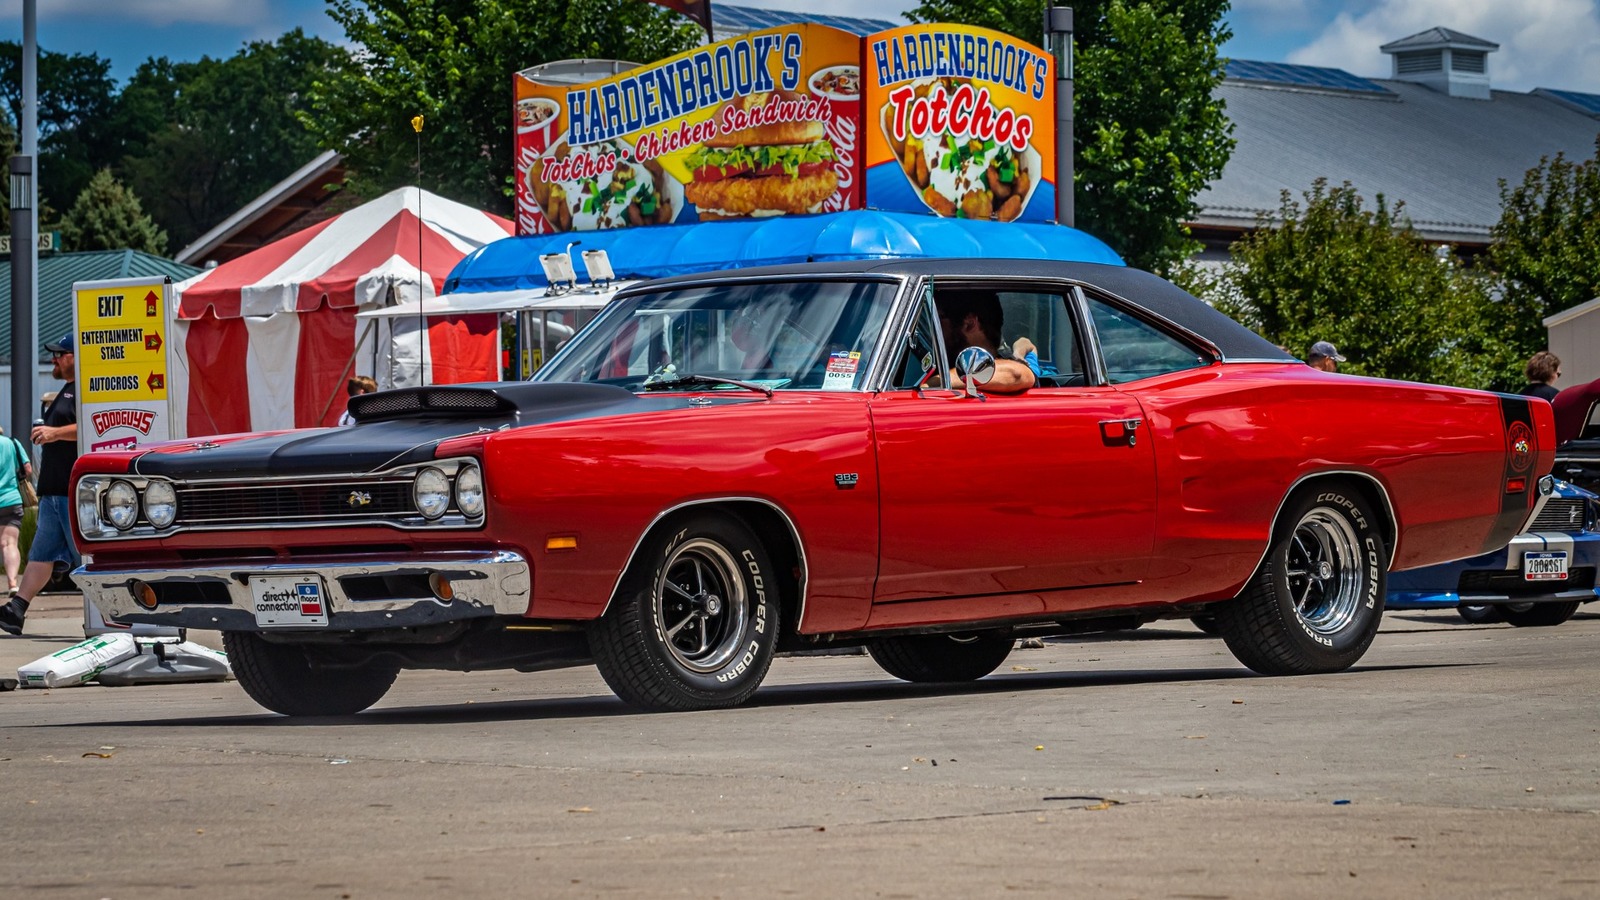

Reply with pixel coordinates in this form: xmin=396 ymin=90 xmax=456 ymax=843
xmin=77 ymin=551 xmax=531 ymax=632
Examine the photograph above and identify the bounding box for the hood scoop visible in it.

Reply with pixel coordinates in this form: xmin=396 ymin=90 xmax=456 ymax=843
xmin=350 ymin=382 xmax=637 ymax=423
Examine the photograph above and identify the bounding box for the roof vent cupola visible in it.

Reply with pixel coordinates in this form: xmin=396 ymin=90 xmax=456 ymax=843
xmin=1380 ymin=27 xmax=1498 ymax=100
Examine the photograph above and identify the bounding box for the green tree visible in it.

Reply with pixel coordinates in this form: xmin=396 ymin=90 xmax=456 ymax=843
xmin=905 ymin=0 xmax=1234 ymax=272
xmin=113 ymin=30 xmax=350 ymax=250
xmin=1488 ymin=136 xmax=1600 ymax=361
xmin=1175 ymin=180 xmax=1517 ymax=389
xmin=309 ymin=0 xmax=701 ymax=212
xmin=0 ymin=42 xmax=121 ymax=217
xmin=59 ymin=168 xmax=168 ymax=255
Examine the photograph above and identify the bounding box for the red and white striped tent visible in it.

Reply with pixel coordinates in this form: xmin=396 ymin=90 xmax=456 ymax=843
xmin=171 ymin=186 xmax=513 ymax=437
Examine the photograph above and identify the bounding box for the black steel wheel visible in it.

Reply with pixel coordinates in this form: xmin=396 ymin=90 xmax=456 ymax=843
xmin=868 ymin=632 xmax=1014 ymax=683
xmin=1501 ymin=600 xmax=1580 ymax=627
xmin=1216 ymin=485 xmax=1387 ymax=675
xmin=223 ymin=632 xmax=399 ymax=717
xmin=589 ymin=514 xmax=780 ymax=711
xmin=1456 ymin=604 xmax=1503 ymax=625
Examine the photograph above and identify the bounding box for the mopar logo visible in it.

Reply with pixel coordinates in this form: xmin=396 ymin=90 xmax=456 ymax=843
xmin=347 ymin=491 xmax=372 ymax=508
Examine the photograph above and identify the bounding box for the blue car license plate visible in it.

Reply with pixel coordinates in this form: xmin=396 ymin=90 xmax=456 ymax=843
xmin=1523 ymin=551 xmax=1569 ymax=582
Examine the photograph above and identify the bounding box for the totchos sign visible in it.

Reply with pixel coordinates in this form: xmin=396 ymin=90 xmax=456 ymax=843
xmin=512 ymin=22 xmax=1054 ymax=235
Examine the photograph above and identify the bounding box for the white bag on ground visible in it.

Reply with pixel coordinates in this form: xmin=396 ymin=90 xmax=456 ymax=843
xmin=17 ymin=633 xmax=139 ymax=688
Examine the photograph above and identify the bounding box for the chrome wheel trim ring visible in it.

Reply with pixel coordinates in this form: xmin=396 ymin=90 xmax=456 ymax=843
xmin=654 ymin=538 xmax=749 ymax=673
xmin=1287 ymin=508 xmax=1364 ymax=637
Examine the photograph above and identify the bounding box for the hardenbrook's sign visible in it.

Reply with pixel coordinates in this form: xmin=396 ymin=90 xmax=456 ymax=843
xmin=511 ymin=22 xmax=1054 ymax=236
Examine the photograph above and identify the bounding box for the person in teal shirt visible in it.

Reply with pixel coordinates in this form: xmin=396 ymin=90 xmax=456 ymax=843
xmin=0 ymin=427 xmax=33 ymax=596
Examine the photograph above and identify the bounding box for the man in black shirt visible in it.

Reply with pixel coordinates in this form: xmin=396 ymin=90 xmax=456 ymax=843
xmin=1 ymin=333 xmax=78 ymax=635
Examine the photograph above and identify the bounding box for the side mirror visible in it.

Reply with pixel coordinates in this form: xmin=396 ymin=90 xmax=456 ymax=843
xmin=955 ymin=346 xmax=996 ymax=398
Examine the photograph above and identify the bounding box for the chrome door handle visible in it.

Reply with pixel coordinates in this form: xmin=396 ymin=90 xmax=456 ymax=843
xmin=1099 ymin=418 xmax=1142 ymax=447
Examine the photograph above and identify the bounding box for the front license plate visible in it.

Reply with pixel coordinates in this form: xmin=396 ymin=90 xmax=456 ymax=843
xmin=249 ymin=575 xmax=330 ymax=627
xmin=1523 ymin=551 xmax=1569 ymax=582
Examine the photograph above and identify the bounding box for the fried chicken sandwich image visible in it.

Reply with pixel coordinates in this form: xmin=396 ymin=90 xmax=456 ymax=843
xmin=683 ymin=91 xmax=839 ymax=220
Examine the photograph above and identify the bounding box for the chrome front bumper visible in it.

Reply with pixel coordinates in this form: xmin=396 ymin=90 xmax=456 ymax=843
xmin=77 ymin=551 xmax=531 ymax=632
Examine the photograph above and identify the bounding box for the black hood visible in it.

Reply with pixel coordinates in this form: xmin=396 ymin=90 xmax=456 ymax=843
xmin=130 ymin=383 xmax=709 ymax=479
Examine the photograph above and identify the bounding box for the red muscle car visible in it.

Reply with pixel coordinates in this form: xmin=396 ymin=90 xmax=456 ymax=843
xmin=72 ymin=260 xmax=1553 ymax=716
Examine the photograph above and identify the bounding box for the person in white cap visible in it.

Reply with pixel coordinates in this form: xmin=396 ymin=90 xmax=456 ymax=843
xmin=1307 ymin=340 xmax=1346 ymax=373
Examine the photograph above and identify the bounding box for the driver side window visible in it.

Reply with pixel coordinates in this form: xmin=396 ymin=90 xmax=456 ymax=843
xmin=893 ymin=294 xmax=944 ymax=388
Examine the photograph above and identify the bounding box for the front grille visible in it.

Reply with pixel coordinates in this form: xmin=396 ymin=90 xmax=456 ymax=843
xmin=175 ymin=479 xmax=420 ymax=526
xmin=1530 ymin=499 xmax=1587 ymax=532
xmin=1459 ymin=567 xmax=1595 ymax=596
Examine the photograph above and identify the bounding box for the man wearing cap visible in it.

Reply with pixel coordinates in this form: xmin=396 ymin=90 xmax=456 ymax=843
xmin=1307 ymin=340 xmax=1346 ymax=373
xmin=0 ymin=333 xmax=78 ymax=635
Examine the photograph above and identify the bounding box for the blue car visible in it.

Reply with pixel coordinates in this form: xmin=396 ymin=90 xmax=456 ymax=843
xmin=1387 ymin=478 xmax=1600 ymax=626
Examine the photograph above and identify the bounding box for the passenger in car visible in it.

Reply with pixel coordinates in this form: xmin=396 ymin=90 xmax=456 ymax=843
xmin=1009 ymin=336 xmax=1057 ymax=378
xmin=935 ymin=292 xmax=1037 ymax=394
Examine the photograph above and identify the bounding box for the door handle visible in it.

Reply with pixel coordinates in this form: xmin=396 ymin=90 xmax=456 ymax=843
xmin=1099 ymin=418 xmax=1143 ymax=447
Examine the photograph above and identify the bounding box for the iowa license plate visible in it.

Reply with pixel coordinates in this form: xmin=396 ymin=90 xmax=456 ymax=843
xmin=248 ymin=575 xmax=330 ymax=627
xmin=1523 ymin=551 xmax=1569 ymax=582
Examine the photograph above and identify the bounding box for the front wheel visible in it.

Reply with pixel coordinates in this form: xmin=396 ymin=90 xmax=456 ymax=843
xmin=589 ymin=514 xmax=780 ymax=711
xmin=223 ymin=632 xmax=399 ymax=717
xmin=1501 ymin=601 xmax=1580 ymax=627
xmin=1216 ymin=485 xmax=1387 ymax=675
xmin=869 ymin=632 xmax=1014 ymax=683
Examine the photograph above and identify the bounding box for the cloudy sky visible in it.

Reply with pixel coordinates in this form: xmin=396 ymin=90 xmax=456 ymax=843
xmin=1 ymin=0 xmax=1597 ymax=93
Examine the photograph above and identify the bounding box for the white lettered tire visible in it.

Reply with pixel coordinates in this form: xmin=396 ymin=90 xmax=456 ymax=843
xmin=589 ymin=514 xmax=780 ymax=711
xmin=1216 ymin=485 xmax=1387 ymax=675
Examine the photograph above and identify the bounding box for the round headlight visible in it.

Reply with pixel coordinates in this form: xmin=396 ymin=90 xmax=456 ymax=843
xmin=413 ymin=467 xmax=450 ymax=519
xmin=455 ymin=465 xmax=485 ymax=518
xmin=143 ymin=480 xmax=177 ymax=529
xmin=105 ymin=480 xmax=139 ymax=530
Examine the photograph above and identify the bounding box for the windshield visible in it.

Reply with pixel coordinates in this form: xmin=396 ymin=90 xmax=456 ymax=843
xmin=535 ymin=279 xmax=900 ymax=392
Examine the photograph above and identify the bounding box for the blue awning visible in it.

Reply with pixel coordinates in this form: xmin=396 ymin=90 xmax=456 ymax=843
xmin=442 ymin=210 xmax=1123 ymax=294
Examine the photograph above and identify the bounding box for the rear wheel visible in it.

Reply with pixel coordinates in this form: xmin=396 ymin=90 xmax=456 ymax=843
xmin=1216 ymin=485 xmax=1387 ymax=675
xmin=589 ymin=514 xmax=780 ymax=711
xmin=1456 ymin=604 xmax=1503 ymax=625
xmin=223 ymin=632 xmax=399 ymax=717
xmin=1501 ymin=601 xmax=1580 ymax=628
xmin=869 ymin=632 xmax=1014 ymax=683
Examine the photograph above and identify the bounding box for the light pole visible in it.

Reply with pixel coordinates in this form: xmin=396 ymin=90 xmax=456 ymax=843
xmin=1045 ymin=7 xmax=1074 ymax=227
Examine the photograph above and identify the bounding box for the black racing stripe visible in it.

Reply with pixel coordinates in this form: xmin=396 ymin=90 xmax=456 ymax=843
xmin=1480 ymin=394 xmax=1537 ymax=554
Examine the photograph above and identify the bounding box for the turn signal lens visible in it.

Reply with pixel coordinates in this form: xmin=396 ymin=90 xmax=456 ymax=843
xmin=105 ymin=480 xmax=139 ymax=530
xmin=413 ymin=467 xmax=450 ymax=519
xmin=143 ymin=480 xmax=177 ymax=529
xmin=131 ymin=581 xmax=158 ymax=610
xmin=1506 ymin=477 xmax=1527 ymax=494
xmin=455 ymin=464 xmax=485 ymax=517
xmin=429 ymin=573 xmax=454 ymax=601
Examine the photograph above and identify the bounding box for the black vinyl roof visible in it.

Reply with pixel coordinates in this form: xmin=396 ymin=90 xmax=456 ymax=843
xmin=635 ymin=258 xmax=1293 ymax=362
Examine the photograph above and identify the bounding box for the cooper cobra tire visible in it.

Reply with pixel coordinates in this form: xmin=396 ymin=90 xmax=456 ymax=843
xmin=1456 ymin=604 xmax=1503 ymax=625
xmin=589 ymin=514 xmax=780 ymax=711
xmin=868 ymin=632 xmax=1014 ymax=683
xmin=222 ymin=632 xmax=399 ymax=717
xmin=1501 ymin=600 xmax=1580 ymax=627
xmin=1216 ymin=485 xmax=1387 ymax=675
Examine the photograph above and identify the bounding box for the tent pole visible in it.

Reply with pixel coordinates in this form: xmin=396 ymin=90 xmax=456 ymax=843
xmin=318 ymin=319 xmax=375 ymax=424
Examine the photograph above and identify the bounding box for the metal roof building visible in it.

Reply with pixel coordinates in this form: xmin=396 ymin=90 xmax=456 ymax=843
xmin=1193 ymin=27 xmax=1600 ymax=252
xmin=0 ymin=249 xmax=200 ymax=366
xmin=711 ymin=4 xmax=901 ymax=40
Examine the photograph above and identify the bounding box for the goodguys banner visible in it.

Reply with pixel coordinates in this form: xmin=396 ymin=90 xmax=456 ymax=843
xmin=863 ymin=23 xmax=1056 ymax=223
xmin=514 ymin=24 xmax=862 ymax=234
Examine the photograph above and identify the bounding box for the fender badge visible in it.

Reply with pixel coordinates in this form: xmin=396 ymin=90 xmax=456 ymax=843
xmin=834 ymin=473 xmax=858 ymax=489
xmin=347 ymin=491 xmax=373 ymax=508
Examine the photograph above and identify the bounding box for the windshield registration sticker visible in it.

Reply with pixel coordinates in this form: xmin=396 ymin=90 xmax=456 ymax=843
xmin=822 ymin=350 xmax=862 ymax=390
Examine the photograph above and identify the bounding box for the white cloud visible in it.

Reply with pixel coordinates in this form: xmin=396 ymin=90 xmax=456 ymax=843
xmin=1286 ymin=0 xmax=1600 ymax=92
xmin=1233 ymin=0 xmax=1313 ymax=13
xmin=0 ymin=0 xmax=269 ymax=27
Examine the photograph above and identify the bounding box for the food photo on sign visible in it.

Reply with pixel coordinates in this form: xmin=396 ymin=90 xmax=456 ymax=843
xmin=863 ymin=24 xmax=1056 ymax=223
xmin=512 ymin=24 xmax=862 ymax=235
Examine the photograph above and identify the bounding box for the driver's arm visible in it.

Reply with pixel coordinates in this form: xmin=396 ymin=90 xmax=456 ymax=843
xmin=949 ymin=358 xmax=1037 ymax=394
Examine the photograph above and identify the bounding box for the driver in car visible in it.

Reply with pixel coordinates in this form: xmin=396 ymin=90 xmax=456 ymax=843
xmin=936 ymin=292 xmax=1037 ymax=395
